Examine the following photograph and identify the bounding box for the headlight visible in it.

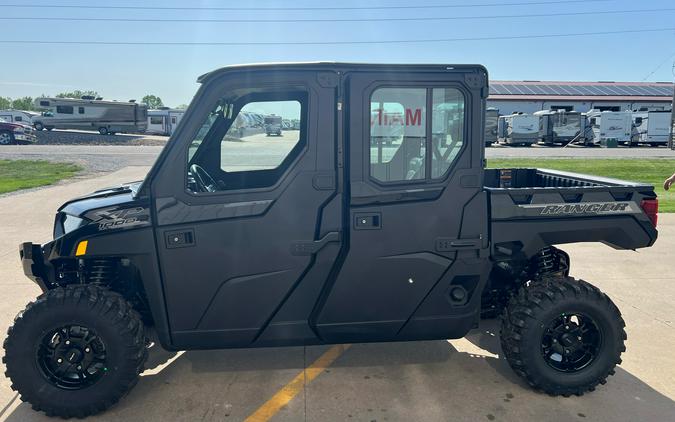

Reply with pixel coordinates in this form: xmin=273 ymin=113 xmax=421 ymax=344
xmin=53 ymin=213 xmax=88 ymax=238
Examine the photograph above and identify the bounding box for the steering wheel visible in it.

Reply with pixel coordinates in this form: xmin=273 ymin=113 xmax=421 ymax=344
xmin=189 ymin=164 xmax=218 ymax=192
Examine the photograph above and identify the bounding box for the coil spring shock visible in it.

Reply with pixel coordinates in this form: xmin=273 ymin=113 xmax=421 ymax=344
xmin=86 ymin=259 xmax=117 ymax=284
xmin=533 ymin=247 xmax=557 ymax=276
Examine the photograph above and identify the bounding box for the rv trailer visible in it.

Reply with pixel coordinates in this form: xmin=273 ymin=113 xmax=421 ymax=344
xmin=484 ymin=107 xmax=499 ymax=146
xmin=633 ymin=110 xmax=672 ymax=146
xmin=146 ymin=109 xmax=185 ymax=136
xmin=585 ymin=110 xmax=634 ymax=146
xmin=497 ymin=112 xmax=539 ymax=145
xmin=32 ymin=97 xmax=148 ymax=135
xmin=534 ymin=109 xmax=583 ymax=145
xmin=0 ymin=110 xmax=39 ymax=126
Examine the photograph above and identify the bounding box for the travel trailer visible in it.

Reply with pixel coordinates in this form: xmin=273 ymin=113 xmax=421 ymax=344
xmin=633 ymin=110 xmax=672 ymax=146
xmin=497 ymin=112 xmax=539 ymax=145
xmin=0 ymin=110 xmax=38 ymax=125
xmin=484 ymin=107 xmax=499 ymax=146
xmin=585 ymin=110 xmax=634 ymax=145
xmin=264 ymin=115 xmax=283 ymax=136
xmin=145 ymin=109 xmax=185 ymax=136
xmin=32 ymin=97 xmax=148 ymax=134
xmin=535 ymin=109 xmax=583 ymax=145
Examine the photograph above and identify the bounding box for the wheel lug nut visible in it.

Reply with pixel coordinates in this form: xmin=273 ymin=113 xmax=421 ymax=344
xmin=553 ymin=339 xmax=557 ymax=343
xmin=577 ymin=336 xmax=582 ymax=341
xmin=565 ymin=349 xmax=570 ymax=354
xmin=77 ymin=365 xmax=82 ymax=370
xmin=85 ymin=348 xmax=90 ymax=353
xmin=57 ymin=358 xmax=63 ymax=363
xmin=565 ymin=326 xmax=569 ymax=330
xmin=65 ymin=340 xmax=70 ymax=345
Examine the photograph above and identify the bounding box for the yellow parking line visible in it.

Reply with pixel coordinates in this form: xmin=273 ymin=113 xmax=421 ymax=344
xmin=244 ymin=344 xmax=351 ymax=422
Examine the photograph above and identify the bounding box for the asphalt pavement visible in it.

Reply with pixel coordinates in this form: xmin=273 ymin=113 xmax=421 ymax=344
xmin=0 ymin=167 xmax=673 ymax=421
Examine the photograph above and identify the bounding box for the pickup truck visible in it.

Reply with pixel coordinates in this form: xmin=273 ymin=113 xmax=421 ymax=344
xmin=0 ymin=118 xmax=37 ymax=145
xmin=6 ymin=63 xmax=658 ymax=418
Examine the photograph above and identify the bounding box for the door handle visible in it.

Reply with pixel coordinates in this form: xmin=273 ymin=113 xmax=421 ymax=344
xmin=354 ymin=213 xmax=381 ymax=230
xmin=435 ymin=237 xmax=483 ymax=252
xmin=291 ymin=232 xmax=341 ymax=256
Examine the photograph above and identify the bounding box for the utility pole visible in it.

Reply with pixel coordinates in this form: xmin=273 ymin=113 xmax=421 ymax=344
xmin=671 ymin=83 xmax=675 ymax=149
xmin=670 ymin=62 xmax=675 ymax=149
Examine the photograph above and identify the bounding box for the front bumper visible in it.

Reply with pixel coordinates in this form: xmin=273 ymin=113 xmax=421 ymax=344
xmin=19 ymin=242 xmax=49 ymax=291
xmin=14 ymin=133 xmax=37 ymax=143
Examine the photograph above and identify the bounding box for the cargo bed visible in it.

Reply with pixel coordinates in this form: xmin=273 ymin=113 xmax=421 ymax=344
xmin=485 ymin=168 xmax=658 ymax=257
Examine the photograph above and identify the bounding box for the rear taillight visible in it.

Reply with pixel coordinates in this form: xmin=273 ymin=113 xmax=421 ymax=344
xmin=641 ymin=199 xmax=658 ymax=227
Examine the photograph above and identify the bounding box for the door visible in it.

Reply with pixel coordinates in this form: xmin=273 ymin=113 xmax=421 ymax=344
xmin=150 ymin=69 xmax=341 ymax=349
xmin=315 ymin=69 xmax=490 ymax=342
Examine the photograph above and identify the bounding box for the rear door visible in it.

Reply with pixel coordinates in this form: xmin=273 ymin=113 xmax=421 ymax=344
xmin=315 ymin=67 xmax=490 ymax=342
xmin=149 ymin=68 xmax=341 ymax=349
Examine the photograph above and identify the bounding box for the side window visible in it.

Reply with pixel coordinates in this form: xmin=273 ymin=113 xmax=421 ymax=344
xmin=56 ymin=105 xmax=73 ymax=114
xmin=186 ymin=93 xmax=305 ymax=193
xmin=370 ymin=88 xmax=426 ymax=182
xmin=78 ymin=107 xmax=85 ymax=114
xmin=39 ymin=100 xmax=50 ymax=107
xmin=220 ymin=101 xmax=302 ymax=172
xmin=431 ymin=88 xmax=464 ymax=178
xmin=150 ymin=116 xmax=164 ymax=125
xmin=369 ymin=86 xmax=465 ymax=183
xmin=15 ymin=116 xmax=22 ymax=122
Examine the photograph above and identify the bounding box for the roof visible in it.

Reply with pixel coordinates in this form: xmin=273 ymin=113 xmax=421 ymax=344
xmin=489 ymin=80 xmax=673 ymax=101
xmin=197 ymin=62 xmax=487 ymax=82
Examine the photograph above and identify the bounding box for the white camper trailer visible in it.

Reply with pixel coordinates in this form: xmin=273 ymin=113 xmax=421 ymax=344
xmin=497 ymin=113 xmax=539 ymax=145
xmin=484 ymin=107 xmax=499 ymax=146
xmin=633 ymin=110 xmax=671 ymax=146
xmin=0 ymin=110 xmax=39 ymax=125
xmin=585 ymin=110 xmax=634 ymax=146
xmin=32 ymin=97 xmax=148 ymax=135
xmin=534 ymin=109 xmax=584 ymax=145
xmin=146 ymin=109 xmax=185 ymax=136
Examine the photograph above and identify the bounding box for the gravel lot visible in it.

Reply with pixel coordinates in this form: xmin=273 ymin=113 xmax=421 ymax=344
xmin=34 ymin=129 xmax=169 ymax=146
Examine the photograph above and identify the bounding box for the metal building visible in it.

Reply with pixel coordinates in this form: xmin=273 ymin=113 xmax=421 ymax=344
xmin=488 ymin=81 xmax=673 ymax=115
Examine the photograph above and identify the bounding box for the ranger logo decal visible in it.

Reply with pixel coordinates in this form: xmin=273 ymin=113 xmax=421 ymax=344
xmin=522 ymin=202 xmax=638 ymax=216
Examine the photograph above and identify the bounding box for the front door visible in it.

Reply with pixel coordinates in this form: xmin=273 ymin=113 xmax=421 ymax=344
xmin=150 ymin=69 xmax=340 ymax=348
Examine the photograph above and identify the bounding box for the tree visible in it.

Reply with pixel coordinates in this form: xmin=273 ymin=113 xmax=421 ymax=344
xmin=11 ymin=97 xmax=36 ymax=111
xmin=56 ymin=90 xmax=99 ymax=99
xmin=141 ymin=95 xmax=164 ymax=109
xmin=0 ymin=97 xmax=11 ymax=110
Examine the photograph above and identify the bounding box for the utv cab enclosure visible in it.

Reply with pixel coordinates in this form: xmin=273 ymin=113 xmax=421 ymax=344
xmin=9 ymin=63 xmax=658 ymax=418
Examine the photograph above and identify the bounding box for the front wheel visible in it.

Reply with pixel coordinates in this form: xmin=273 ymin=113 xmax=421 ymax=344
xmin=3 ymin=285 xmax=147 ymax=418
xmin=98 ymin=127 xmax=109 ymax=135
xmin=500 ymin=276 xmax=626 ymax=396
xmin=0 ymin=130 xmax=15 ymax=145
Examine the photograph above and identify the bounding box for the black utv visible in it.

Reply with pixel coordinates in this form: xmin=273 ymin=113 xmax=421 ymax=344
xmin=7 ymin=63 xmax=658 ymax=418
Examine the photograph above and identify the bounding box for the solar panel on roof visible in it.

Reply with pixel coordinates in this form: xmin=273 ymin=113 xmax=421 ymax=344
xmin=488 ymin=82 xmax=672 ymax=97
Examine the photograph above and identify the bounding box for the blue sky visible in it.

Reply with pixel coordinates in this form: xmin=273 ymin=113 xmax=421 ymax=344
xmin=1 ymin=0 xmax=674 ymax=107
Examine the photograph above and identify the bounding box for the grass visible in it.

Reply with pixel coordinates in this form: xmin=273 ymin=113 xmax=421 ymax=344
xmin=487 ymin=158 xmax=675 ymax=212
xmin=0 ymin=160 xmax=82 ymax=194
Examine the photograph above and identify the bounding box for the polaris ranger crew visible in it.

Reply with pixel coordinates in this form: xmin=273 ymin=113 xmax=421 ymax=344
xmin=8 ymin=63 xmax=658 ymax=418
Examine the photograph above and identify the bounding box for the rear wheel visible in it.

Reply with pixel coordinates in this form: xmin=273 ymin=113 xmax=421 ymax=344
xmin=98 ymin=127 xmax=109 ymax=135
xmin=33 ymin=122 xmax=44 ymax=131
xmin=500 ymin=276 xmax=625 ymax=396
xmin=3 ymin=285 xmax=147 ymax=418
xmin=0 ymin=130 xmax=15 ymax=145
